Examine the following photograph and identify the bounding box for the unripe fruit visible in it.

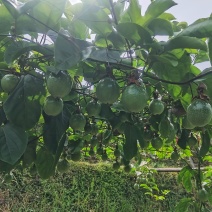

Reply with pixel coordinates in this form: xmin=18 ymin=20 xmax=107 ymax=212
xmin=1 ymin=74 xmax=19 ymax=93
xmin=96 ymin=77 xmax=120 ymax=104
xmin=43 ymin=96 xmax=63 ymax=116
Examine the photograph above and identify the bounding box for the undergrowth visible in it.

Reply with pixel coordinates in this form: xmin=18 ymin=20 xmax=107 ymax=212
xmin=0 ymin=162 xmax=190 ymax=212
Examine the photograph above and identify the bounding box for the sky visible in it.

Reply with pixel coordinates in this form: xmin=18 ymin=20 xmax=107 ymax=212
xmin=140 ymin=0 xmax=212 ymax=24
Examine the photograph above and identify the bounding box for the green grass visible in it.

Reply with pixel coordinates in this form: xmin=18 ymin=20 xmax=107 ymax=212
xmin=0 ymin=162 xmax=191 ymax=212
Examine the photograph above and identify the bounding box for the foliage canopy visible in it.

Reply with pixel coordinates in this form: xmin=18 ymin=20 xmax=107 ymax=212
xmin=1 ymin=0 xmax=212 ymax=210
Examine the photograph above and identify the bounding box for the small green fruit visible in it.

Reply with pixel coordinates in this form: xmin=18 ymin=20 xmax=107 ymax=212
xmin=69 ymin=114 xmax=86 ymax=131
xmin=86 ymin=100 xmax=101 ymax=117
xmin=47 ymin=72 xmax=73 ymax=98
xmin=1 ymin=74 xmax=19 ymax=93
xmin=43 ymin=96 xmax=63 ymax=116
xmin=197 ymin=189 xmax=208 ymax=202
xmin=96 ymin=77 xmax=120 ymax=104
xmin=149 ymin=99 xmax=164 ymax=115
xmin=187 ymin=99 xmax=212 ymax=127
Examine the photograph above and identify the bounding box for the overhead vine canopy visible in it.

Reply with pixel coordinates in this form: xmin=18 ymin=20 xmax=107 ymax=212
xmin=0 ymin=0 xmax=212 ymax=209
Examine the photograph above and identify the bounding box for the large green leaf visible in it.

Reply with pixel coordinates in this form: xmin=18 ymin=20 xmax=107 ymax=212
xmin=177 ymin=129 xmax=189 ymax=150
xmin=4 ymin=41 xmax=53 ymax=64
xmin=141 ymin=0 xmax=177 ymax=26
xmin=116 ymin=23 xmax=153 ymax=46
xmin=120 ymin=0 xmax=142 ymax=24
xmin=165 ymin=36 xmax=207 ymax=52
xmin=148 ymin=18 xmax=173 ymax=36
xmin=77 ymin=4 xmax=113 ymax=36
xmin=0 ymin=123 xmax=28 ymax=165
xmin=43 ymin=102 xmax=74 ymax=154
xmin=123 ymin=123 xmax=138 ymax=161
xmin=199 ymin=131 xmax=210 ymax=157
xmin=30 ymin=0 xmax=67 ymax=32
xmin=152 ymin=52 xmax=191 ymax=85
xmin=35 ymin=147 xmax=55 ymax=179
xmin=175 ymin=198 xmax=192 ymax=212
xmin=3 ymin=74 xmax=45 ymax=130
xmin=54 ymin=29 xmax=92 ymax=70
xmin=88 ymin=48 xmax=121 ymax=64
xmin=22 ymin=137 xmax=37 ymax=168
xmin=178 ymin=19 xmax=212 ymax=38
xmin=2 ymin=0 xmax=20 ymax=19
xmin=0 ymin=5 xmax=14 ymax=34
xmin=208 ymin=37 xmax=212 ymax=65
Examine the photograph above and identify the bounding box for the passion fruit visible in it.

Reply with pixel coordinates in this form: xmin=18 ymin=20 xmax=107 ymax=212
xmin=86 ymin=100 xmax=101 ymax=117
xmin=187 ymin=135 xmax=198 ymax=147
xmin=170 ymin=151 xmax=180 ymax=161
xmin=43 ymin=96 xmax=63 ymax=116
xmin=112 ymin=161 xmax=120 ymax=170
xmin=96 ymin=77 xmax=120 ymax=104
xmin=71 ymin=152 xmax=81 ymax=161
xmin=187 ymin=99 xmax=212 ymax=127
xmin=1 ymin=74 xmax=19 ymax=93
xmin=57 ymin=159 xmax=70 ymax=173
xmin=151 ymin=137 xmax=163 ymax=150
xmin=149 ymin=99 xmax=164 ymax=115
xmin=47 ymin=71 xmax=73 ymax=98
xmin=69 ymin=114 xmax=86 ymax=131
xmin=197 ymin=189 xmax=208 ymax=202
xmin=121 ymin=84 xmax=148 ymax=113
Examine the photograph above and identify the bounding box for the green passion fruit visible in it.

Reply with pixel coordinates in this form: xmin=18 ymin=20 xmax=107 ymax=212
xmin=96 ymin=77 xmax=120 ymax=104
xmin=149 ymin=99 xmax=164 ymax=115
xmin=197 ymin=189 xmax=208 ymax=202
xmin=121 ymin=84 xmax=148 ymax=113
xmin=151 ymin=137 xmax=163 ymax=150
xmin=1 ymin=74 xmax=19 ymax=93
xmin=47 ymin=71 xmax=73 ymax=98
xmin=187 ymin=135 xmax=198 ymax=147
xmin=69 ymin=114 xmax=86 ymax=131
xmin=43 ymin=96 xmax=63 ymax=116
xmin=187 ymin=99 xmax=212 ymax=127
xmin=57 ymin=159 xmax=70 ymax=173
xmin=86 ymin=100 xmax=101 ymax=117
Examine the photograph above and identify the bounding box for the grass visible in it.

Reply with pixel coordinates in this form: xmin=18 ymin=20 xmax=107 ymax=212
xmin=0 ymin=162 xmax=193 ymax=212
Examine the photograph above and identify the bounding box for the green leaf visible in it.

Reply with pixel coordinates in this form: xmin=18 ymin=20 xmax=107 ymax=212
xmin=43 ymin=103 xmax=72 ymax=154
xmin=165 ymin=36 xmax=207 ymax=52
xmin=148 ymin=18 xmax=173 ymax=36
xmin=0 ymin=4 xmax=14 ymax=34
xmin=77 ymin=4 xmax=113 ymax=36
xmin=199 ymin=131 xmax=210 ymax=157
xmin=123 ymin=123 xmax=138 ymax=161
xmin=116 ymin=23 xmax=153 ymax=46
xmin=208 ymin=37 xmax=212 ymax=66
xmin=30 ymin=0 xmax=67 ymax=32
xmin=22 ymin=137 xmax=37 ymax=168
xmin=178 ymin=19 xmax=212 ymax=38
xmin=35 ymin=147 xmax=55 ymax=179
xmin=88 ymin=48 xmax=121 ymax=63
xmin=2 ymin=0 xmax=20 ymax=19
xmin=141 ymin=0 xmax=177 ymax=26
xmin=4 ymin=41 xmax=53 ymax=64
xmin=54 ymin=29 xmax=92 ymax=70
xmin=0 ymin=160 xmax=14 ymax=173
xmin=0 ymin=123 xmax=28 ymax=165
xmin=120 ymin=0 xmax=142 ymax=24
xmin=177 ymin=129 xmax=189 ymax=150
xmin=68 ymin=140 xmax=84 ymax=154
xmin=182 ymin=170 xmax=193 ymax=192
xmin=175 ymin=198 xmax=192 ymax=212
xmin=3 ymin=74 xmax=45 ymax=130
